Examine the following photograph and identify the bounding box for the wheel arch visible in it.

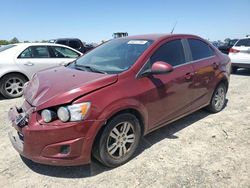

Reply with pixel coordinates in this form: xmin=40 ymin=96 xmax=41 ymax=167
xmin=0 ymin=71 xmax=29 ymax=82
xmin=90 ymin=107 xmax=146 ymax=163
xmin=216 ymin=74 xmax=229 ymax=92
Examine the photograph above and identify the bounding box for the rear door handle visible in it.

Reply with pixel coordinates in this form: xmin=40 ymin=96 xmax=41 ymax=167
xmin=213 ymin=62 xmax=219 ymax=69
xmin=185 ymin=72 xmax=193 ymax=80
xmin=24 ymin=62 xmax=34 ymax=66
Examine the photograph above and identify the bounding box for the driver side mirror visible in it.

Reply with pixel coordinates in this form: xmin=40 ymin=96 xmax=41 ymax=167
xmin=140 ymin=61 xmax=173 ymax=77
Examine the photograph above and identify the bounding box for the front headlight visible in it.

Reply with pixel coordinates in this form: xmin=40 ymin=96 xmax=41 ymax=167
xmin=57 ymin=102 xmax=91 ymax=122
xmin=41 ymin=109 xmax=56 ymax=123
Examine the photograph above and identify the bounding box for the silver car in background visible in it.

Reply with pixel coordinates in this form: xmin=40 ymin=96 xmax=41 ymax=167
xmin=0 ymin=43 xmax=82 ymax=98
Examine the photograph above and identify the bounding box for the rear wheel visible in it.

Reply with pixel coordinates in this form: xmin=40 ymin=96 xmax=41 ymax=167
xmin=93 ymin=113 xmax=141 ymax=167
xmin=0 ymin=74 xmax=27 ymax=99
xmin=206 ymin=83 xmax=226 ymax=113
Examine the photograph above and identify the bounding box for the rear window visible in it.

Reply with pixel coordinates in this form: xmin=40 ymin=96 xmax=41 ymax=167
xmin=188 ymin=39 xmax=214 ymax=61
xmin=57 ymin=40 xmax=67 ymax=45
xmin=69 ymin=40 xmax=81 ymax=49
xmin=0 ymin=44 xmax=16 ymax=52
xmin=235 ymin=39 xmax=250 ymax=47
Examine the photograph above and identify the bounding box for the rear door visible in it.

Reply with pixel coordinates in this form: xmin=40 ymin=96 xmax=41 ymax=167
xmin=186 ymin=38 xmax=219 ymax=109
xmin=230 ymin=38 xmax=250 ymax=64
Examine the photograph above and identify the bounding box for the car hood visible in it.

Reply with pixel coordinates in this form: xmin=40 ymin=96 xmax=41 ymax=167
xmin=24 ymin=66 xmax=118 ymax=110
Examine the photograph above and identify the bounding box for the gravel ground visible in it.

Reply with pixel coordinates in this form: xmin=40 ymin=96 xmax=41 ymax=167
xmin=0 ymin=70 xmax=250 ymax=188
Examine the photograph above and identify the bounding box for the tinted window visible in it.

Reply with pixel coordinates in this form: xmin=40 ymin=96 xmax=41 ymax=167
xmin=235 ymin=39 xmax=250 ymax=47
xmin=0 ymin=45 xmax=16 ymax=52
xmin=188 ymin=39 xmax=214 ymax=61
xmin=51 ymin=46 xmax=80 ymax=58
xmin=69 ymin=40 xmax=81 ymax=49
xmin=150 ymin=39 xmax=186 ymax=66
xmin=19 ymin=46 xmax=50 ymax=58
xmin=57 ymin=40 xmax=67 ymax=45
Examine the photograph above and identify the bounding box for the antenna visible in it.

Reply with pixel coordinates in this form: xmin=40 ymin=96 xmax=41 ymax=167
xmin=170 ymin=21 xmax=178 ymax=34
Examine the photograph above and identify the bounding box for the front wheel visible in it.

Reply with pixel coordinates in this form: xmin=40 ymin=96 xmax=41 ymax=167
xmin=206 ymin=83 xmax=227 ymax=113
xmin=93 ymin=113 xmax=141 ymax=167
xmin=0 ymin=74 xmax=27 ymax=99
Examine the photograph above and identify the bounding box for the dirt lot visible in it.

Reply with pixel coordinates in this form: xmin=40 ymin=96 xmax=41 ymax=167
xmin=0 ymin=70 xmax=249 ymax=188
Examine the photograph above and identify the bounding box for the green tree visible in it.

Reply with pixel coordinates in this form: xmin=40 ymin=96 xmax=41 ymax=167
xmin=9 ymin=37 xmax=19 ymax=44
xmin=0 ymin=40 xmax=9 ymax=45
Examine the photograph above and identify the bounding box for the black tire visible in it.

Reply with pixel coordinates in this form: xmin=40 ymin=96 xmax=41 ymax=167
xmin=206 ymin=83 xmax=227 ymax=113
xmin=93 ymin=113 xmax=141 ymax=167
xmin=231 ymin=66 xmax=238 ymax=74
xmin=0 ymin=74 xmax=27 ymax=99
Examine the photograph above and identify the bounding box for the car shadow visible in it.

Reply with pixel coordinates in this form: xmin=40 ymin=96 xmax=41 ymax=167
xmin=21 ymin=107 xmax=217 ymax=178
xmin=0 ymin=94 xmax=7 ymax=101
xmin=135 ymin=109 xmax=211 ymax=155
xmin=232 ymin=68 xmax=250 ymax=76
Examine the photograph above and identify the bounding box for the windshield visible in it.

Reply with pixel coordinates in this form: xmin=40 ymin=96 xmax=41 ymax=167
xmin=0 ymin=44 xmax=16 ymax=52
xmin=72 ymin=38 xmax=153 ymax=74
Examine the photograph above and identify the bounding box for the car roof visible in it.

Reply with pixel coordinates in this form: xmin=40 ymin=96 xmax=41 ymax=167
xmin=13 ymin=43 xmax=71 ymax=47
xmin=51 ymin=38 xmax=81 ymax=41
xmin=121 ymin=34 xmax=201 ymax=41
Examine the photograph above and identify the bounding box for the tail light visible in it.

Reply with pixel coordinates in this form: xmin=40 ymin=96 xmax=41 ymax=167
xmin=229 ymin=48 xmax=240 ymax=53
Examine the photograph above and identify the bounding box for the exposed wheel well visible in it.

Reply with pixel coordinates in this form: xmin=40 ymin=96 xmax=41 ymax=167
xmin=92 ymin=108 xmax=145 ymax=154
xmin=0 ymin=72 xmax=29 ymax=82
xmin=218 ymin=78 xmax=229 ymax=92
xmin=106 ymin=109 xmax=145 ymax=135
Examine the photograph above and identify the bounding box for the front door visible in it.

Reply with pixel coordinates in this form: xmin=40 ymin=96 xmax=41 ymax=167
xmin=137 ymin=39 xmax=196 ymax=130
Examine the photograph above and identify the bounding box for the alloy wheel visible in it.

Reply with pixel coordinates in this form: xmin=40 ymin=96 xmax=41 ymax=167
xmin=106 ymin=122 xmax=136 ymax=159
xmin=4 ymin=77 xmax=25 ymax=97
xmin=213 ymin=87 xmax=225 ymax=111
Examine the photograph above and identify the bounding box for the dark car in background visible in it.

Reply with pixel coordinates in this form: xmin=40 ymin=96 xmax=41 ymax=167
xmin=49 ymin=38 xmax=94 ymax=54
xmin=218 ymin=39 xmax=238 ymax=54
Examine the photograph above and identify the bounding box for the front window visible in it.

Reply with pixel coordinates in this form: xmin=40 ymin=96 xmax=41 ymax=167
xmin=71 ymin=39 xmax=153 ymax=74
xmin=150 ymin=39 xmax=186 ymax=67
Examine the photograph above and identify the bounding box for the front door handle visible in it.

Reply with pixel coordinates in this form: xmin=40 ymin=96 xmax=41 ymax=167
xmin=59 ymin=62 xmax=66 ymax=66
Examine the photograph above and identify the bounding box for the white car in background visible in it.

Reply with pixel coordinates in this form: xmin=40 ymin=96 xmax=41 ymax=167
xmin=229 ymin=37 xmax=250 ymax=73
xmin=0 ymin=43 xmax=82 ymax=98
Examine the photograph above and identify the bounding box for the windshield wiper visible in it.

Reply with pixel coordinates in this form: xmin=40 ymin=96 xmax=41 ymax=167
xmin=74 ymin=64 xmax=107 ymax=74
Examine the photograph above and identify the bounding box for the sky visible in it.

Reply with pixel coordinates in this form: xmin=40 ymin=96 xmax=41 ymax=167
xmin=0 ymin=0 xmax=249 ymax=43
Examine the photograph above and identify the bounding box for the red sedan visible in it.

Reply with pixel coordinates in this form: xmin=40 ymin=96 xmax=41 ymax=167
xmin=8 ymin=34 xmax=231 ymax=167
